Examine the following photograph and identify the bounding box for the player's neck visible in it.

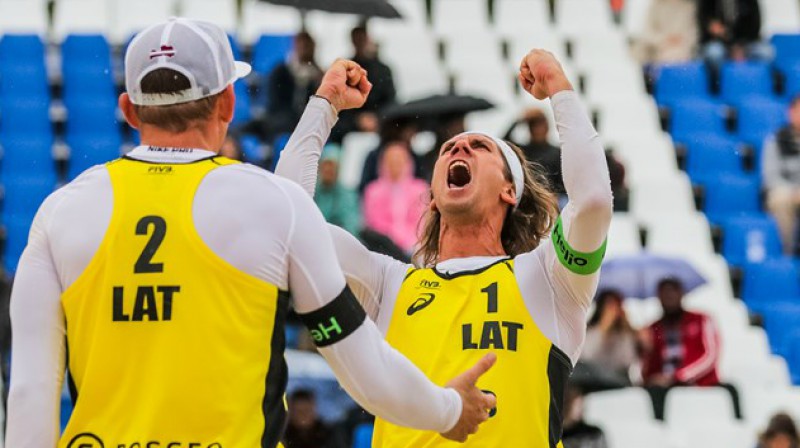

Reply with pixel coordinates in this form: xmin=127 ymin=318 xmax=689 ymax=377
xmin=139 ymin=126 xmax=221 ymax=153
xmin=437 ymin=215 xmax=506 ymax=262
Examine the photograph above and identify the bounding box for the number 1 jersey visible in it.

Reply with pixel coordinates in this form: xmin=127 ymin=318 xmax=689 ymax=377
xmin=59 ymin=156 xmax=288 ymax=448
xmin=372 ymin=259 xmax=571 ymax=448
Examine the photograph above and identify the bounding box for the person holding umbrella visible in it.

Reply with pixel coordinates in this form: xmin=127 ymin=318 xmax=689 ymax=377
xmin=277 ymin=49 xmax=613 ymax=446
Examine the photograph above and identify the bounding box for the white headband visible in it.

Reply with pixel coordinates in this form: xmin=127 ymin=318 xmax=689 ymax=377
xmin=456 ymin=131 xmax=525 ymax=208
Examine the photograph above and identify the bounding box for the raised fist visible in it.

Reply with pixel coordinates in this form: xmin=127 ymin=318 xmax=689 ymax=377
xmin=315 ymin=59 xmax=372 ymax=113
xmin=518 ymin=49 xmax=573 ymax=100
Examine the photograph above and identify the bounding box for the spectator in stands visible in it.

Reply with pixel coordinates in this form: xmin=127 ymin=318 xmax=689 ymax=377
xmin=504 ymin=108 xmax=565 ymax=195
xmin=641 ymin=277 xmax=724 ymax=419
xmin=284 ymin=389 xmax=346 ymax=448
xmin=561 ymin=385 xmax=608 ymax=448
xmin=504 ymin=109 xmax=628 ymax=210
xmin=633 ymin=0 xmax=698 ymax=64
xmin=758 ymin=412 xmax=800 ymax=448
xmin=363 ymin=141 xmax=429 ymax=254
xmin=698 ymin=0 xmax=767 ymax=65
xmin=265 ymin=32 xmax=324 ymax=139
xmin=763 ymin=95 xmax=800 ymax=255
xmin=358 ymin=117 xmax=423 ymax=193
xmin=581 ymin=290 xmax=639 ymax=385
xmin=315 ymin=144 xmax=362 ymax=235
xmin=331 ymin=25 xmax=397 ymax=142
xmin=220 ymin=135 xmax=243 ymax=161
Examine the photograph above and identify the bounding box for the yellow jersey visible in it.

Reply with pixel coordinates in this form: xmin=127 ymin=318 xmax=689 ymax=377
xmin=60 ymin=156 xmax=288 ymax=448
xmin=372 ymin=259 xmax=571 ymax=448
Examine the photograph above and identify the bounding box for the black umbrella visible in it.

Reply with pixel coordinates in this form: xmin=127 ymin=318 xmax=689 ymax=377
xmin=259 ymin=0 xmax=402 ymax=19
xmin=381 ymin=94 xmax=495 ymax=121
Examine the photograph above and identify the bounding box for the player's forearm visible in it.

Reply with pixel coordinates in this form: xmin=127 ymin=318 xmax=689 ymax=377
xmin=552 ymin=90 xmax=613 ymax=251
xmin=6 ymin=250 xmax=67 ymax=447
xmin=317 ymin=321 xmax=462 ymax=432
xmin=274 ymin=96 xmax=338 ymax=197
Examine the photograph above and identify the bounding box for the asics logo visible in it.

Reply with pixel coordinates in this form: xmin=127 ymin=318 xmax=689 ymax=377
xmin=407 ymin=293 xmax=436 ymax=315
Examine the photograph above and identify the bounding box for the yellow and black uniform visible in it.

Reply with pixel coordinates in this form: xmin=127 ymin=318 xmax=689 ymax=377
xmin=372 ymin=259 xmax=572 ymax=448
xmin=60 ymin=156 xmax=288 ymax=448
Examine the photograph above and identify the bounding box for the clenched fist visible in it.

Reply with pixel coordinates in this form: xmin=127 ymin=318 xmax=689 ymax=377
xmin=518 ymin=49 xmax=573 ymax=100
xmin=315 ymin=59 xmax=372 ymax=113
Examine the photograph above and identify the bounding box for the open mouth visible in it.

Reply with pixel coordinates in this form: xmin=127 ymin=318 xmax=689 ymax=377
xmin=448 ymin=160 xmax=472 ymax=189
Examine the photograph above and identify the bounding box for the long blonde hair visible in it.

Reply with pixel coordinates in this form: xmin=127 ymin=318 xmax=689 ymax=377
xmin=414 ymin=141 xmax=559 ymax=267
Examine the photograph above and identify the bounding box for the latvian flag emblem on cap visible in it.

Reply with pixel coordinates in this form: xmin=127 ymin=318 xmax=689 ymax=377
xmin=150 ymin=45 xmax=176 ymax=59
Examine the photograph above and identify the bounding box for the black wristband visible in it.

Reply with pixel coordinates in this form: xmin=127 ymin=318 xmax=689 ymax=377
xmin=298 ymin=286 xmax=366 ymax=347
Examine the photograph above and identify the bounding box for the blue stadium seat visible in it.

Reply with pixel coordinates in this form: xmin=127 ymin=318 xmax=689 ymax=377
xmin=0 ymin=63 xmax=49 ymax=99
xmin=670 ymin=99 xmax=727 ymax=144
xmin=3 ymin=175 xmax=57 ymax=220
xmin=353 ymin=423 xmax=374 ymax=448
xmin=787 ymin=332 xmax=800 ymax=384
xmin=720 ymin=61 xmax=774 ymax=106
xmin=655 ymin=62 xmax=711 ymax=108
xmin=783 ymin=61 xmax=800 ymax=100
xmin=0 ymin=96 xmax=52 ymax=139
xmin=762 ymin=303 xmax=800 ymax=357
xmin=737 ymin=97 xmax=787 ymax=149
xmin=65 ymin=97 xmax=120 ymax=137
xmin=0 ymin=35 xmax=49 ymax=99
xmin=0 ymin=34 xmax=45 ymax=68
xmin=771 ymin=34 xmax=800 ymax=74
xmin=61 ymin=35 xmax=115 ymax=101
xmin=0 ymin=134 xmax=56 ymax=179
xmin=66 ymin=132 xmax=122 ymax=180
xmin=252 ymin=34 xmax=294 ymax=76
xmin=721 ymin=214 xmax=782 ymax=267
xmin=2 ymin=176 xmax=56 ymax=273
xmin=704 ymin=174 xmax=761 ymax=224
xmin=684 ymin=135 xmax=743 ymax=181
xmin=741 ymin=258 xmax=800 ymax=312
xmin=233 ymin=79 xmax=252 ymax=125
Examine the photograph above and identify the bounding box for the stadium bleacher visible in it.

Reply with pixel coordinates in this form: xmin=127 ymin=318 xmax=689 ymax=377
xmin=2 ymin=0 xmax=800 ymax=447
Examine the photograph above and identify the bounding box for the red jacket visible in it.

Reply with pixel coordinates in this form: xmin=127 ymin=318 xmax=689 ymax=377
xmin=642 ymin=311 xmax=720 ymax=386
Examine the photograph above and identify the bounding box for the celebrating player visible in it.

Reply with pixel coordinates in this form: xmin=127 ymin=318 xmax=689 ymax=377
xmin=276 ymin=49 xmax=613 ymax=446
xmin=5 ymin=18 xmax=497 ymax=448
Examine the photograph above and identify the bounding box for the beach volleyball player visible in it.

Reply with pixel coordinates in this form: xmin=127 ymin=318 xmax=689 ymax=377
xmin=277 ymin=49 xmax=613 ymax=446
xmin=5 ymin=18 xmax=496 ymax=447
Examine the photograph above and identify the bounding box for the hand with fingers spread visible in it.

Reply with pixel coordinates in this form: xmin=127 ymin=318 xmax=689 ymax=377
xmin=440 ymin=353 xmax=498 ymax=442
xmin=518 ymin=49 xmax=574 ymax=100
xmin=315 ymin=59 xmax=373 ymax=113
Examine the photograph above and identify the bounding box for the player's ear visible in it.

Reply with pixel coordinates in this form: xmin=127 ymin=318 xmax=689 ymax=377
xmin=119 ymin=93 xmax=140 ymax=130
xmin=500 ymin=183 xmax=516 ymax=207
xmin=218 ymin=84 xmax=235 ymax=124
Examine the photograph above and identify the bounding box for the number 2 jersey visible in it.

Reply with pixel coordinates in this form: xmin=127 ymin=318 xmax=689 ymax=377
xmin=60 ymin=155 xmax=289 ymax=447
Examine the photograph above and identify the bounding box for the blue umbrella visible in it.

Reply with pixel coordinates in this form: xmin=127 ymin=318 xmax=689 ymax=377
xmin=598 ymin=253 xmax=707 ymax=298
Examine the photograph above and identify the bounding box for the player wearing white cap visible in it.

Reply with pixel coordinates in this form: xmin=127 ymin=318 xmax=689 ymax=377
xmin=5 ymin=18 xmax=496 ymax=448
xmin=276 ymin=49 xmax=613 ymax=446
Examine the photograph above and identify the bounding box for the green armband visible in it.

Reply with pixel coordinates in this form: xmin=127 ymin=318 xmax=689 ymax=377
xmin=551 ymin=216 xmax=607 ymax=275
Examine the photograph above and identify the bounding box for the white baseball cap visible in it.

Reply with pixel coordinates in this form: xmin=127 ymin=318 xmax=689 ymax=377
xmin=125 ymin=17 xmax=252 ymax=106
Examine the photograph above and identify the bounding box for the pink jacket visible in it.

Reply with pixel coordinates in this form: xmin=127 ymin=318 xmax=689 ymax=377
xmin=363 ymin=157 xmax=429 ymax=253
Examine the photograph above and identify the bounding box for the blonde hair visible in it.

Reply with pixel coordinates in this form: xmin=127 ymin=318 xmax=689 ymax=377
xmin=414 ymin=141 xmax=559 ymax=267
